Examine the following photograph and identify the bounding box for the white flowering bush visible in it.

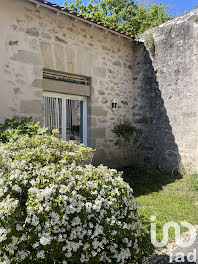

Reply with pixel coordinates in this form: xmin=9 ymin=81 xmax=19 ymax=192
xmin=0 ymin=134 xmax=142 ymax=263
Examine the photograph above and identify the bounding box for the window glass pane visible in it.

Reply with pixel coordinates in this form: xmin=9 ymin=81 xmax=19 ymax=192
xmin=66 ymin=99 xmax=83 ymax=143
xmin=43 ymin=96 xmax=62 ymax=136
xmin=43 ymin=95 xmax=85 ymax=144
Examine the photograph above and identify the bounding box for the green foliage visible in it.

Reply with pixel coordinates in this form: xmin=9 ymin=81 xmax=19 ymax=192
xmin=145 ymin=33 xmax=155 ymax=56
xmin=64 ymin=0 xmax=174 ymax=35
xmin=0 ymin=133 xmax=144 ymax=263
xmin=123 ymin=162 xmax=161 ymax=181
xmin=112 ymin=121 xmax=143 ymax=149
xmin=135 ymin=3 xmax=174 ymax=35
xmin=0 ymin=117 xmax=48 ymax=143
xmin=122 ymin=163 xmax=169 ymax=196
xmin=189 ymin=174 xmax=198 ymax=191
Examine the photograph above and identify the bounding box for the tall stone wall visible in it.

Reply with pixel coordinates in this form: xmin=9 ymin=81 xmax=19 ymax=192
xmin=133 ymin=9 xmax=198 ymax=172
xmin=0 ymin=0 xmax=135 ymax=168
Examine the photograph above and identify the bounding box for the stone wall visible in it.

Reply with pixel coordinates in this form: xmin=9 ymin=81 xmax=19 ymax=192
xmin=0 ymin=0 xmax=135 ymax=168
xmin=2 ymin=0 xmax=197 ymax=172
xmin=132 ymin=9 xmax=198 ymax=172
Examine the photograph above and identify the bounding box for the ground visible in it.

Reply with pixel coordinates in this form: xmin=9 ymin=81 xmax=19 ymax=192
xmin=150 ymin=240 xmax=198 ymax=264
xmin=122 ymin=165 xmax=198 ymax=263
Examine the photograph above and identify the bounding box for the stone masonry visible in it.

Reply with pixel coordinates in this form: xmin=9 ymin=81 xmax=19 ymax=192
xmin=132 ymin=9 xmax=198 ymax=172
xmin=0 ymin=0 xmax=135 ymax=168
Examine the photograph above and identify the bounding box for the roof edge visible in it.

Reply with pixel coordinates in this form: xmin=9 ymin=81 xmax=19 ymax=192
xmin=27 ymin=0 xmax=142 ymax=42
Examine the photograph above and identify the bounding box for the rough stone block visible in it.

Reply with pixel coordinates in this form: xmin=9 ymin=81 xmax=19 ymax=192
xmin=26 ymin=27 xmax=39 ymax=37
xmin=91 ymin=128 xmax=106 ymax=138
xmin=8 ymin=40 xmax=18 ymax=46
xmin=29 ymin=39 xmax=39 ymax=51
xmin=90 ymin=117 xmax=97 ymax=126
xmin=93 ymin=66 xmax=106 ymax=78
xmin=91 ymin=106 xmax=108 ymax=117
xmin=113 ymin=60 xmax=122 ymax=67
xmin=32 ymin=79 xmax=43 ymax=88
xmin=88 ymin=138 xmax=96 ymax=148
xmin=65 ymin=47 xmax=75 ymax=73
xmin=34 ymin=89 xmax=43 ymax=98
xmin=11 ymin=50 xmax=41 ymax=65
xmin=101 ymin=98 xmax=108 ymax=104
xmin=55 ymin=36 xmax=67 ymax=44
xmin=39 ymin=41 xmax=54 ymax=69
xmin=92 ymin=149 xmax=107 ymax=165
xmin=41 ymin=32 xmax=52 ymax=40
xmin=98 ymin=90 xmax=105 ymax=95
xmin=54 ymin=44 xmax=65 ymax=71
xmin=75 ymin=48 xmax=85 ymax=75
xmin=83 ymin=52 xmax=95 ymax=76
xmin=121 ymin=101 xmax=128 ymax=105
xmin=20 ymin=100 xmax=42 ymax=114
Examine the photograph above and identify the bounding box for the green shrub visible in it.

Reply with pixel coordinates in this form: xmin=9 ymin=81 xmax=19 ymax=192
xmin=0 ymin=117 xmax=48 ymax=143
xmin=112 ymin=121 xmax=143 ymax=150
xmin=0 ymin=134 xmax=143 ymax=263
xmin=145 ymin=33 xmax=155 ymax=57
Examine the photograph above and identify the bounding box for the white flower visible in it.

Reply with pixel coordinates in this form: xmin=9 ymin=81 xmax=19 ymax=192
xmin=40 ymin=235 xmax=51 ymax=245
xmin=36 ymin=250 xmax=45 ymax=259
xmin=12 ymin=184 xmax=22 ymax=193
xmin=17 ymin=250 xmax=29 ymax=260
xmin=0 ymin=187 xmax=5 ymax=198
xmin=16 ymin=224 xmax=23 ymax=231
xmin=31 ymin=215 xmax=40 ymax=226
xmin=0 ymin=227 xmax=10 ymax=242
xmin=85 ymin=202 xmax=92 ymax=212
xmin=32 ymin=242 xmax=39 ymax=249
xmin=83 ymin=243 xmax=90 ymax=250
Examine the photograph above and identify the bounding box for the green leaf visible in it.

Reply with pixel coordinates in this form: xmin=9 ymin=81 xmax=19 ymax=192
xmin=64 ymin=0 xmax=174 ymax=35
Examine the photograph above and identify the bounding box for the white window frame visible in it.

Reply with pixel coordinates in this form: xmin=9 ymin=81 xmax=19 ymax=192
xmin=43 ymin=91 xmax=88 ymax=146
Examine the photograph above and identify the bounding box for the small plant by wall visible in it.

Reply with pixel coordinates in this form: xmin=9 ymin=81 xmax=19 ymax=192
xmin=112 ymin=121 xmax=143 ymax=150
xmin=145 ymin=33 xmax=155 ymax=57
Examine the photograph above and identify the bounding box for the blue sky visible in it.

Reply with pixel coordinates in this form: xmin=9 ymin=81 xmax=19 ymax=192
xmin=51 ymin=0 xmax=197 ymax=15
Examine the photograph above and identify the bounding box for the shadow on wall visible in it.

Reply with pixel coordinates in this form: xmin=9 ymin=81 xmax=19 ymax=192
xmin=132 ymin=43 xmax=180 ymax=174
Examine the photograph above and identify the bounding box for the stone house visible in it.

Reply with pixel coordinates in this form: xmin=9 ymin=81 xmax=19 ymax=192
xmin=0 ymin=0 xmax=139 ymax=169
xmin=1 ymin=0 xmax=198 ymax=172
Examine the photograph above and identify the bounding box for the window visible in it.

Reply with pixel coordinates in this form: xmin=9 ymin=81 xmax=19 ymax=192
xmin=43 ymin=92 xmax=87 ymax=146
